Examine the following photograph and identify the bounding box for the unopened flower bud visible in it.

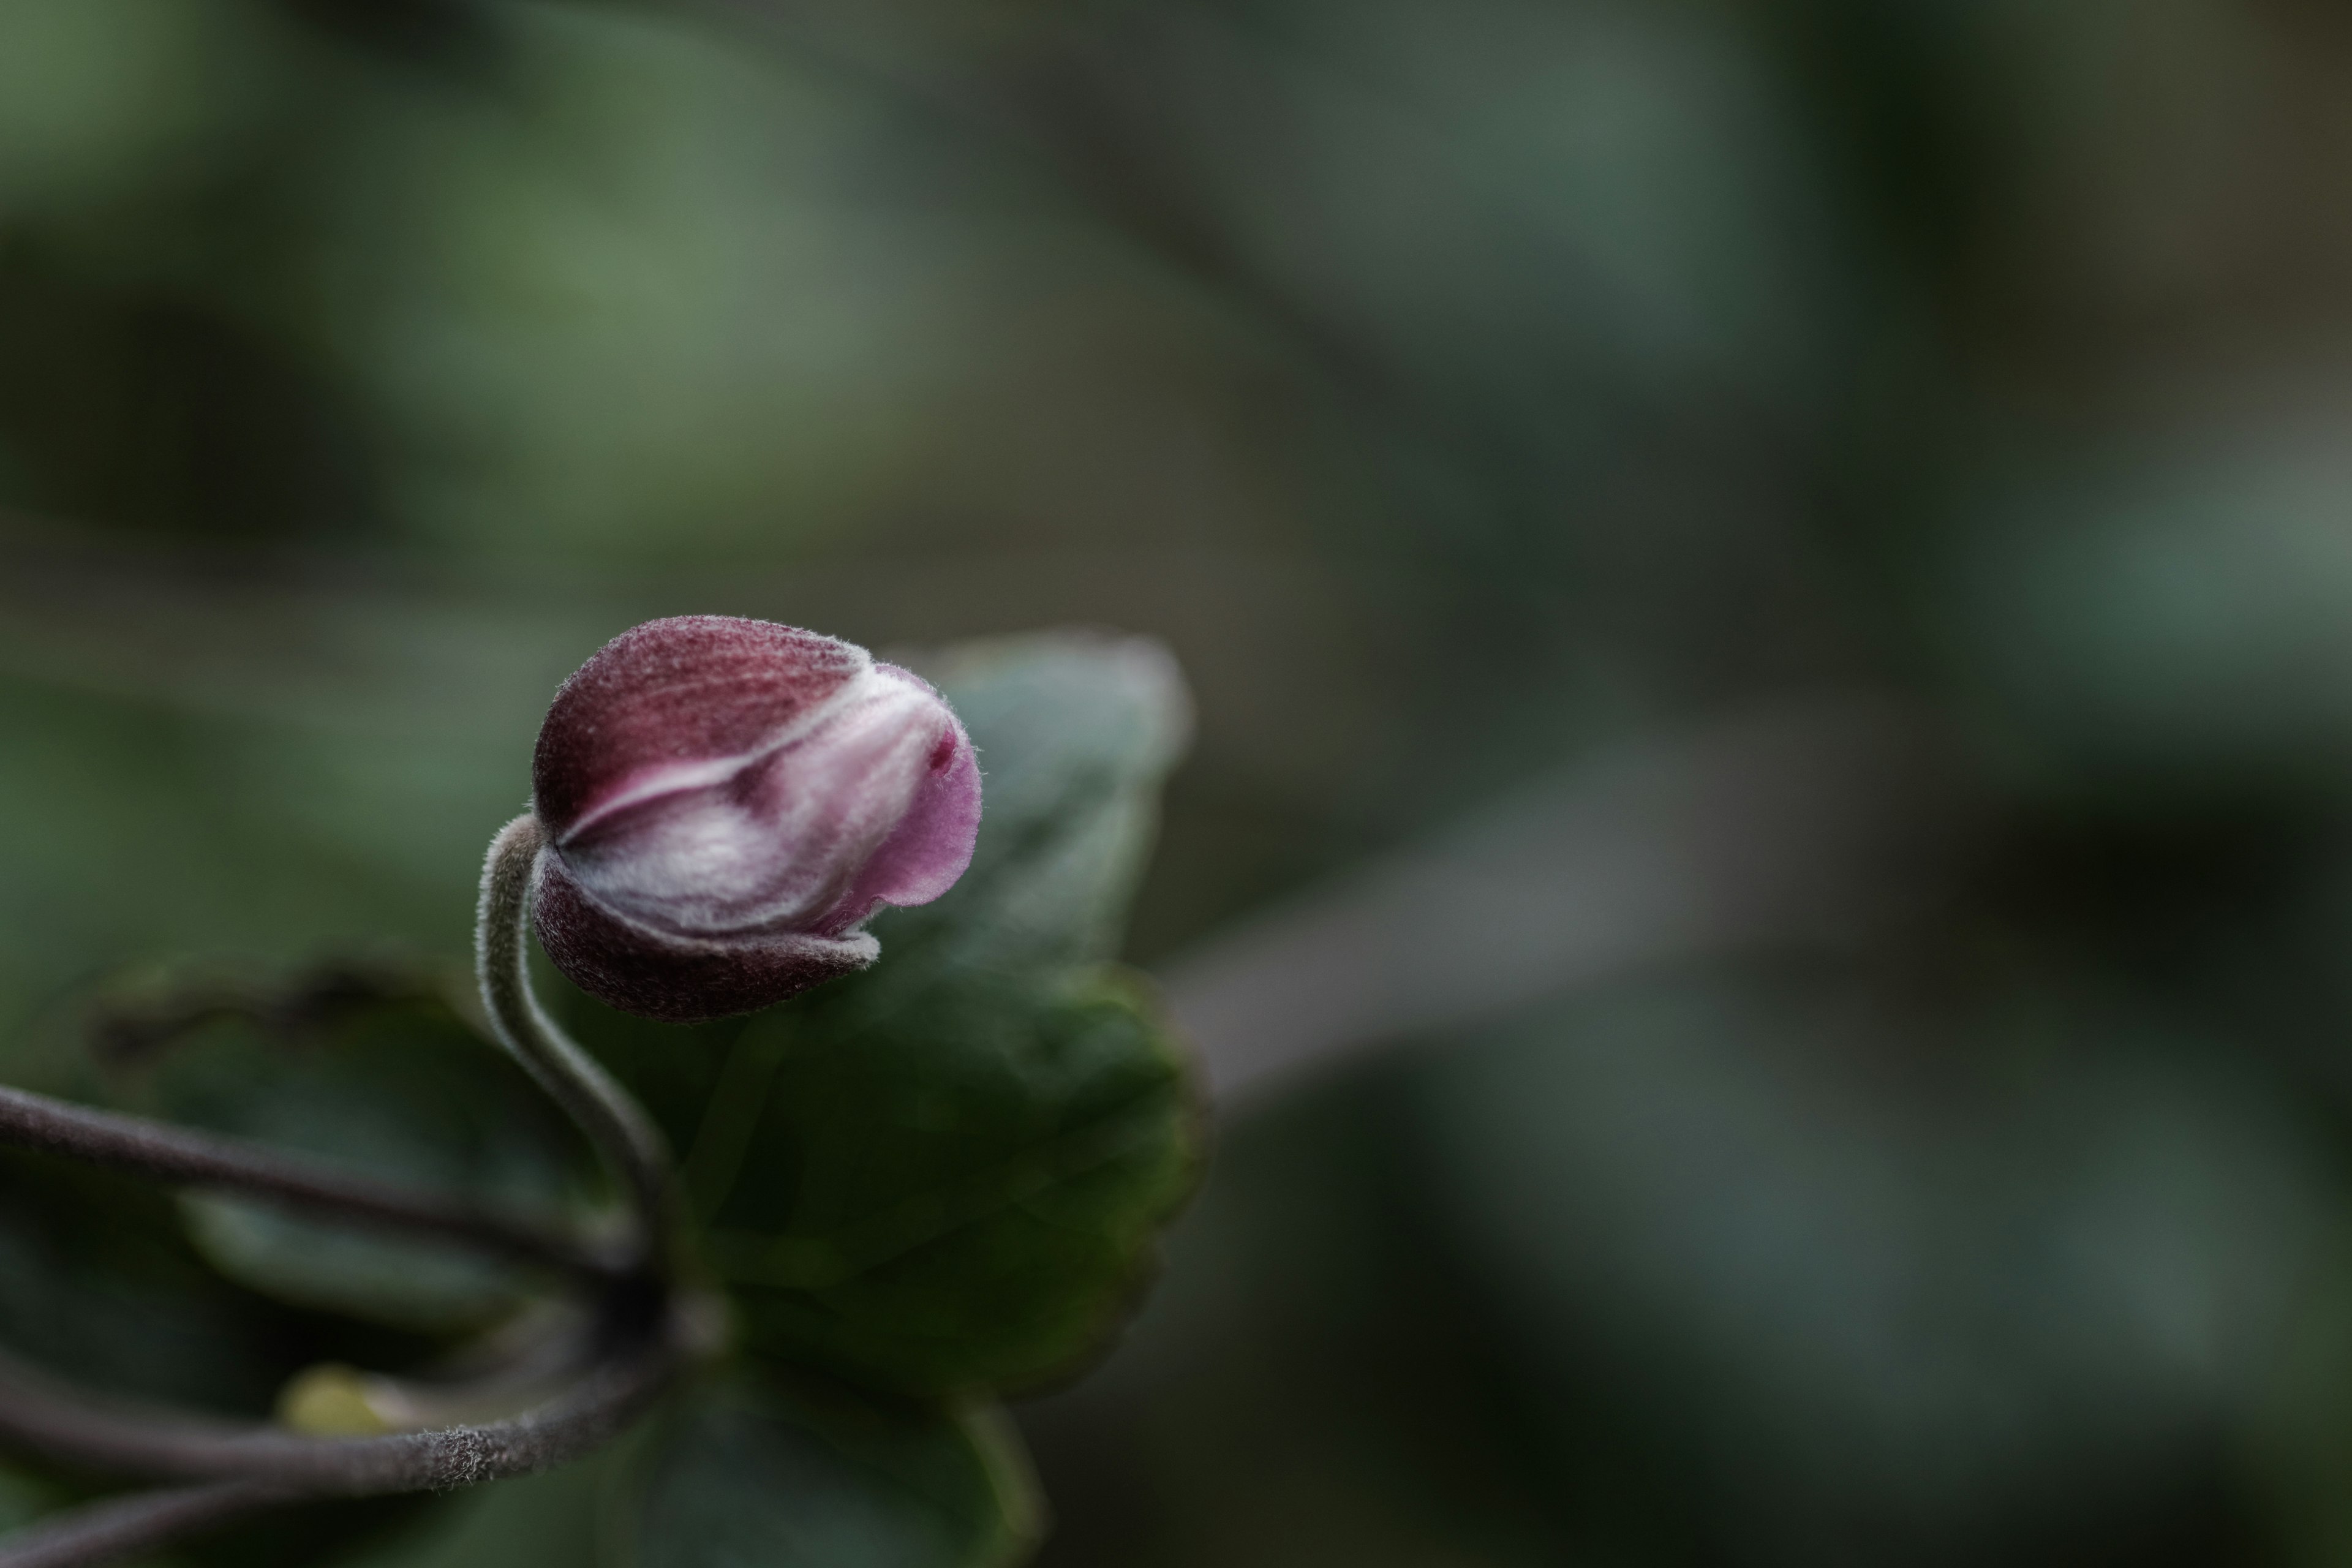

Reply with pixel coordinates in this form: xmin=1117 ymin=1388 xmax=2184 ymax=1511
xmin=528 ymin=616 xmax=981 ymax=1023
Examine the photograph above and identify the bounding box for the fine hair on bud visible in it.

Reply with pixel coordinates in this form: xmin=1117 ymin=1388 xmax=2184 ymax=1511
xmin=527 ymin=616 xmax=981 ymax=1022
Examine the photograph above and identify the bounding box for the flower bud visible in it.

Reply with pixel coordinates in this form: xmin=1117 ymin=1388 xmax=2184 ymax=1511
xmin=528 ymin=616 xmax=981 ymax=1023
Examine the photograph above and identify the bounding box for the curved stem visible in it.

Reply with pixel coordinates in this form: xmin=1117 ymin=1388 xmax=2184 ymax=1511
xmin=0 ymin=1481 xmax=293 ymax=1568
xmin=0 ymin=1311 xmax=679 ymax=1494
xmin=476 ymin=815 xmax=679 ymax=1272
xmin=0 ymin=1087 xmax=620 ymax=1284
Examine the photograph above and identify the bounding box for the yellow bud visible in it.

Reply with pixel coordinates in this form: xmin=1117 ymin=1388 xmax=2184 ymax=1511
xmin=277 ymin=1364 xmax=393 ymax=1437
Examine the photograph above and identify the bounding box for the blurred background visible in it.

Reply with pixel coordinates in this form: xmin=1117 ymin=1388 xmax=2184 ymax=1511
xmin=8 ymin=0 xmax=2352 ymax=1561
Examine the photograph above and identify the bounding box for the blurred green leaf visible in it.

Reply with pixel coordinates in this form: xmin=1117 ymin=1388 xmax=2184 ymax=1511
xmin=0 ymin=0 xmax=285 ymax=214
xmin=92 ymin=964 xmax=597 ymax=1331
xmin=0 ymin=1148 xmax=339 ymax=1414
xmin=1934 ymin=433 xmax=2352 ymax=786
xmin=668 ymin=633 xmax=1204 ymax=1398
xmin=1412 ymin=963 xmax=2345 ymax=1553
xmin=702 ymin=968 xmax=1199 ymax=1398
xmin=631 ymin=1377 xmax=1039 ymax=1568
xmin=0 ymin=1467 xmax=48 ymax=1534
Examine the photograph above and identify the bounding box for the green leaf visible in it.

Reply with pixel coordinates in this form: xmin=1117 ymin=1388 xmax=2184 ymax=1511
xmin=630 ymin=1377 xmax=1041 ymax=1568
xmin=695 ymin=967 xmax=1201 ymax=1398
xmin=91 ymin=963 xmax=598 ymax=1332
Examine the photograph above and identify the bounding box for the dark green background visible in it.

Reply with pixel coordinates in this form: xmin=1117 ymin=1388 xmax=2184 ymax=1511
xmin=9 ymin=0 xmax=2352 ymax=1563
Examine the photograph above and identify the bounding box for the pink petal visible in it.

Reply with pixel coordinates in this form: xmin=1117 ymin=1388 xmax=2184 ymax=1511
xmin=818 ymin=666 xmax=984 ymax=933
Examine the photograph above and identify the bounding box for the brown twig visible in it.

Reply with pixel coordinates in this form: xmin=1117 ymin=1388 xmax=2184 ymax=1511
xmin=0 ymin=1319 xmax=678 ymax=1495
xmin=0 ymin=1085 xmax=622 ymax=1284
xmin=0 ymin=1481 xmax=295 ymax=1568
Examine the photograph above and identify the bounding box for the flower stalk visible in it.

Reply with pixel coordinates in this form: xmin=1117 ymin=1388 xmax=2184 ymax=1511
xmin=0 ymin=1481 xmax=296 ymax=1568
xmin=475 ymin=813 xmax=682 ymax=1273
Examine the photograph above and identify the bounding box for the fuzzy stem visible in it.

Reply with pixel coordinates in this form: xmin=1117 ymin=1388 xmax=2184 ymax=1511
xmin=475 ymin=814 xmax=680 ymax=1272
xmin=0 ymin=1314 xmax=677 ymax=1494
xmin=0 ymin=1481 xmax=293 ymax=1568
xmin=0 ymin=1086 xmax=617 ymax=1283
xmin=0 ymin=1301 xmax=679 ymax=1568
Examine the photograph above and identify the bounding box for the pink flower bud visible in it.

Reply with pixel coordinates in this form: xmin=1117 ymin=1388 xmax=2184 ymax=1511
xmin=527 ymin=616 xmax=981 ymax=1023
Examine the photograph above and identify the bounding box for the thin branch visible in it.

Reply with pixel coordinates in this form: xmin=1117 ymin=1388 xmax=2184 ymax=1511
xmin=0 ymin=1314 xmax=678 ymax=1494
xmin=0 ymin=1085 xmax=621 ymax=1284
xmin=476 ymin=815 xmax=681 ymax=1271
xmin=0 ymin=1482 xmax=292 ymax=1568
